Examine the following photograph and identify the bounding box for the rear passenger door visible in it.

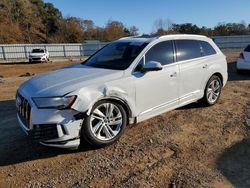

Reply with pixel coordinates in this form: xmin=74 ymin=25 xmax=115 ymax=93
xmin=175 ymin=39 xmax=207 ymax=105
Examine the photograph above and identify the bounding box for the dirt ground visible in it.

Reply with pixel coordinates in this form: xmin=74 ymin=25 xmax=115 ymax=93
xmin=0 ymin=50 xmax=249 ymax=188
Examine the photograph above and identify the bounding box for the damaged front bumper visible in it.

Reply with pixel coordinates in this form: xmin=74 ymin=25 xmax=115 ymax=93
xmin=16 ymin=93 xmax=84 ymax=149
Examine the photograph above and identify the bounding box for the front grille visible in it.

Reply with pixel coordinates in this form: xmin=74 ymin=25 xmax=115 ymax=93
xmin=32 ymin=57 xmax=41 ymax=61
xmin=16 ymin=92 xmax=31 ymax=129
xmin=29 ymin=124 xmax=59 ymax=141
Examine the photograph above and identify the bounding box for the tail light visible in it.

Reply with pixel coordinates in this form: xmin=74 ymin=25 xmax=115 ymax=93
xmin=239 ymin=53 xmax=244 ymax=59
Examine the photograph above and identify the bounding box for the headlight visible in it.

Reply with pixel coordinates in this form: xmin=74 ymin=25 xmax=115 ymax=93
xmin=32 ymin=96 xmax=76 ymax=109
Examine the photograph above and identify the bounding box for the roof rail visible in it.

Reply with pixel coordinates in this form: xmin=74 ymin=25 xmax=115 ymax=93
xmin=118 ymin=36 xmax=135 ymax=40
xmin=118 ymin=35 xmax=161 ymax=40
xmin=158 ymin=34 xmax=207 ymax=39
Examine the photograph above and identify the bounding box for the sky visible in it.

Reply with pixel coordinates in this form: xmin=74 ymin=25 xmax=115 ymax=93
xmin=44 ymin=0 xmax=250 ymax=34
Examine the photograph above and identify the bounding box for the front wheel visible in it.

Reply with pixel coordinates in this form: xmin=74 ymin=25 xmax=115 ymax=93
xmin=202 ymin=75 xmax=222 ymax=106
xmin=81 ymin=100 xmax=127 ymax=147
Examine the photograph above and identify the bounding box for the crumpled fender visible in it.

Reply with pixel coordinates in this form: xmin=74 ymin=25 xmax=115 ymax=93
xmin=70 ymin=84 xmax=136 ymax=117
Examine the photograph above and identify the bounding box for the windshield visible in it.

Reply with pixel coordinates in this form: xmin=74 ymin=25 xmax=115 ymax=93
xmin=83 ymin=41 xmax=148 ymax=70
xmin=32 ymin=49 xmax=45 ymax=53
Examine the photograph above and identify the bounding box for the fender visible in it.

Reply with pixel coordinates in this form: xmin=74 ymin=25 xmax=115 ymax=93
xmin=70 ymin=85 xmax=136 ymax=118
xmin=202 ymin=57 xmax=227 ymax=91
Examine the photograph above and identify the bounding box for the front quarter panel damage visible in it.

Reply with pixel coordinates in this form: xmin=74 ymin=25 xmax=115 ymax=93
xmin=70 ymin=82 xmax=137 ymax=118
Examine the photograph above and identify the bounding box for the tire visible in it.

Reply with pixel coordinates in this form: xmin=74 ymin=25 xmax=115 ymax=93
xmin=202 ymin=75 xmax=222 ymax=106
xmin=81 ymin=100 xmax=127 ymax=147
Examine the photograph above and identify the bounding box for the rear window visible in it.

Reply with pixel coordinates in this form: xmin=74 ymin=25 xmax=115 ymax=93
xmin=200 ymin=41 xmax=217 ymax=56
xmin=32 ymin=49 xmax=45 ymax=53
xmin=244 ymin=45 xmax=250 ymax=52
xmin=175 ymin=40 xmax=202 ymax=61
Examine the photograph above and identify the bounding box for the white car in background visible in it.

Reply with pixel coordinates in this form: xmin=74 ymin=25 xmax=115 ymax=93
xmin=29 ymin=48 xmax=49 ymax=63
xmin=237 ymin=45 xmax=250 ymax=73
xmin=17 ymin=35 xmax=228 ymax=149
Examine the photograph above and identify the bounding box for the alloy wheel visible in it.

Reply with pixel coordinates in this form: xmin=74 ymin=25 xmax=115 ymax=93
xmin=90 ymin=103 xmax=123 ymax=141
xmin=206 ymin=80 xmax=221 ymax=104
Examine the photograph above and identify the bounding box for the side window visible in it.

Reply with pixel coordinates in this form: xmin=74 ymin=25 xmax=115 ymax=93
xmin=145 ymin=41 xmax=174 ymax=66
xmin=175 ymin=40 xmax=202 ymax=61
xmin=200 ymin=41 xmax=217 ymax=56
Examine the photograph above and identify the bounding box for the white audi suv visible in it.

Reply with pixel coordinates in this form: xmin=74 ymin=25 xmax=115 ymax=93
xmin=16 ymin=35 xmax=228 ymax=148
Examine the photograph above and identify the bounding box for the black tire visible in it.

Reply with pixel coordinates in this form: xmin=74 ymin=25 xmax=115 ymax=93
xmin=201 ymin=75 xmax=222 ymax=106
xmin=81 ymin=100 xmax=127 ymax=147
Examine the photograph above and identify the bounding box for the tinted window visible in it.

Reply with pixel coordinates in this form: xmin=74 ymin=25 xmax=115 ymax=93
xmin=145 ymin=41 xmax=174 ymax=66
xmin=200 ymin=41 xmax=216 ymax=56
xmin=175 ymin=40 xmax=202 ymax=61
xmin=244 ymin=45 xmax=250 ymax=52
xmin=84 ymin=41 xmax=148 ymax=70
xmin=32 ymin=49 xmax=45 ymax=53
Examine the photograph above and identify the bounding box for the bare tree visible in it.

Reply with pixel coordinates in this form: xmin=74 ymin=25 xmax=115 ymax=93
xmin=129 ymin=26 xmax=139 ymax=36
xmin=153 ymin=18 xmax=173 ymax=33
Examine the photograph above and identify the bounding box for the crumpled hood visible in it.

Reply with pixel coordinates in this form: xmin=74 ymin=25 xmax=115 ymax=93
xmin=19 ymin=64 xmax=124 ymax=97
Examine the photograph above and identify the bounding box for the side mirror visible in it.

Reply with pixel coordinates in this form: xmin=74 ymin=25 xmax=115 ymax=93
xmin=142 ymin=61 xmax=163 ymax=73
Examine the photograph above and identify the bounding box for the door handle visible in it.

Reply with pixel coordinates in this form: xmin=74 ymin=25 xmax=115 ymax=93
xmin=170 ymin=72 xmax=177 ymax=77
xmin=203 ymin=64 xmax=208 ymax=69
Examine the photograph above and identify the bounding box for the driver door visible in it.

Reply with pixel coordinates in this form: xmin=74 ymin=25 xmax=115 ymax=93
xmin=133 ymin=41 xmax=179 ymax=121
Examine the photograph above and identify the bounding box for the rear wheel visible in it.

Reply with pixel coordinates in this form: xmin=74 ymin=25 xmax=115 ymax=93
xmin=81 ymin=100 xmax=127 ymax=147
xmin=202 ymin=75 xmax=222 ymax=106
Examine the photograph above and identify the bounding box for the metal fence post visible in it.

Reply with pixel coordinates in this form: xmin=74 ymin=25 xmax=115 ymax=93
xmin=2 ymin=46 xmax=6 ymax=60
xmin=82 ymin=44 xmax=84 ymax=56
xmin=24 ymin=46 xmax=28 ymax=58
xmin=80 ymin=44 xmax=84 ymax=56
xmin=63 ymin=45 xmax=66 ymax=57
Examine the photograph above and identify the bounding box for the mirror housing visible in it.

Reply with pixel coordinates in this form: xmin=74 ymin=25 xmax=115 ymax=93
xmin=141 ymin=61 xmax=163 ymax=73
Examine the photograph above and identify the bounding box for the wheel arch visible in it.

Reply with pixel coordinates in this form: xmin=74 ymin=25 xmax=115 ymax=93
xmin=201 ymin=72 xmax=223 ymax=106
xmin=203 ymin=72 xmax=223 ymax=91
xmin=212 ymin=72 xmax=223 ymax=84
xmin=86 ymin=96 xmax=133 ymax=121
